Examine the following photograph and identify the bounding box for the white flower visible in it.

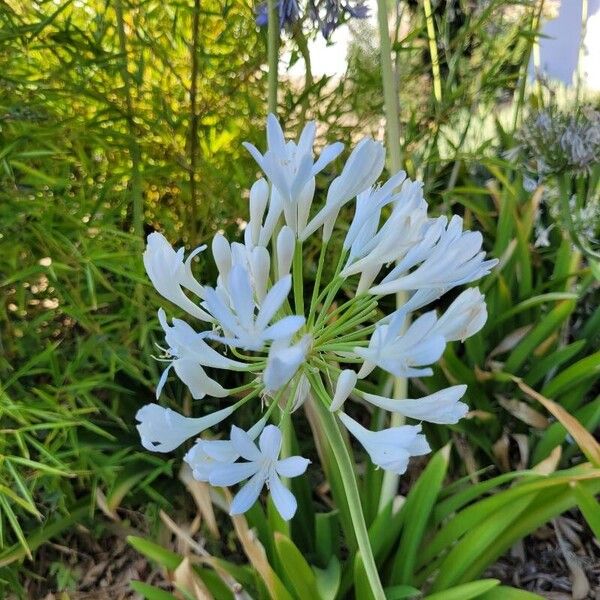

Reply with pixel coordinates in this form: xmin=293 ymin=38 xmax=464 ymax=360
xmin=155 ymin=309 xmax=242 ymax=399
xmin=369 ymin=216 xmax=498 ymax=296
xmin=337 ymin=412 xmax=430 ymax=475
xmin=209 ymin=424 xmax=310 ymax=520
xmin=341 ymin=176 xmax=428 ymax=292
xmin=244 ymin=115 xmax=343 ymax=205
xmin=301 ymin=138 xmax=386 ymax=241
xmin=244 ymin=114 xmax=343 ymax=238
xmin=329 ymin=369 xmax=358 ymax=411
xmin=362 ymin=385 xmax=468 ymax=424
xmin=184 ymin=418 xmax=266 ymax=482
xmin=263 ymin=335 xmax=311 ymax=392
xmin=204 ymin=268 xmax=304 ymax=351
xmin=355 ymin=312 xmax=446 ymax=379
xmin=143 ymin=232 xmax=212 ymax=321
xmin=431 ymin=288 xmax=487 ymax=342
xmin=136 ymin=403 xmax=235 ymax=453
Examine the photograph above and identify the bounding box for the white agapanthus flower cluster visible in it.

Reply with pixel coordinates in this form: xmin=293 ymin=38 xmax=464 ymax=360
xmin=136 ymin=115 xmax=497 ymax=520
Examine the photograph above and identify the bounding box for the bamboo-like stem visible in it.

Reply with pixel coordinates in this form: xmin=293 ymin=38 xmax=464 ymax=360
xmin=267 ymin=0 xmax=279 ymax=114
xmin=188 ymin=0 xmax=201 ymax=242
xmin=376 ymin=0 xmax=402 ymax=172
xmin=423 ymin=0 xmax=442 ymax=105
xmin=376 ymin=0 xmax=408 ymax=512
xmin=115 ymin=0 xmax=144 ymax=240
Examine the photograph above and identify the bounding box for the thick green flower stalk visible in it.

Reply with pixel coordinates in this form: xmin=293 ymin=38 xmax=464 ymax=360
xmin=136 ymin=117 xmax=497 ymax=597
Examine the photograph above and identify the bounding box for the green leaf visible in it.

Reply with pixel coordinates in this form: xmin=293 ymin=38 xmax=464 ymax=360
xmin=391 ymin=446 xmax=450 ymax=584
xmin=504 ymin=300 xmax=575 ymax=373
xmin=383 ymin=585 xmax=421 ymax=599
xmin=313 ymin=556 xmax=341 ymax=600
xmin=130 ymin=581 xmax=178 ymax=600
xmin=571 ymin=482 xmax=600 ymax=539
xmin=423 ymin=579 xmax=500 ymax=599
xmin=127 ymin=536 xmax=182 ymax=571
xmin=274 ymin=532 xmax=320 ymax=600
xmin=478 ymin=586 xmax=544 ymax=599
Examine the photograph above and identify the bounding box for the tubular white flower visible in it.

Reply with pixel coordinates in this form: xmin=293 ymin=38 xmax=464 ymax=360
xmin=184 ymin=418 xmax=266 ymax=482
xmin=337 ymin=412 xmax=430 ymax=475
xmin=244 ymin=114 xmax=343 ymax=238
xmin=342 ymin=178 xmax=429 ymax=292
xmin=361 ymin=385 xmax=468 ymax=424
xmin=248 ymin=178 xmax=269 ymax=246
xmin=263 ymin=335 xmax=311 ymax=392
xmin=276 ymin=225 xmax=295 ymax=279
xmin=355 ymin=312 xmax=446 ymax=379
xmin=212 ymin=233 xmax=232 ymax=280
xmin=431 ymin=288 xmax=487 ymax=342
xmin=209 ymin=424 xmax=310 ymax=520
xmin=205 ymin=268 xmax=304 ymax=351
xmin=370 ymin=216 xmax=498 ymax=296
xmin=143 ymin=232 xmax=212 ymax=321
xmin=330 ymin=369 xmax=358 ymax=412
xmin=300 ymin=138 xmax=386 ymax=241
xmin=136 ymin=403 xmax=235 ymax=453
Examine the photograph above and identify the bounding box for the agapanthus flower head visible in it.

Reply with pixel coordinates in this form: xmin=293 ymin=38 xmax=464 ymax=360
xmin=137 ymin=115 xmax=497 ymax=520
xmin=514 ymin=105 xmax=600 ymax=177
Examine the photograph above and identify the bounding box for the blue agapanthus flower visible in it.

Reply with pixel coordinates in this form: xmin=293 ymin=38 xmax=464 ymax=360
xmin=255 ymin=0 xmax=368 ymax=38
xmin=256 ymin=0 xmax=301 ymax=29
xmin=310 ymin=0 xmax=369 ymax=39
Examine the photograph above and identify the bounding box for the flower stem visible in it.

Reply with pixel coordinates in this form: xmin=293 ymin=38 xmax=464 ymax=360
xmin=293 ymin=240 xmax=305 ymax=316
xmin=267 ymin=0 xmax=279 ymax=114
xmin=308 ymin=373 xmax=386 ymax=600
xmin=307 ymin=240 xmax=328 ymax=327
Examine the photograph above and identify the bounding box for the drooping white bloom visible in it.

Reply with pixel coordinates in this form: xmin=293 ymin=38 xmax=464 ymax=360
xmin=355 ymin=312 xmax=446 ymax=379
xmin=156 ymin=309 xmax=243 ymax=399
xmin=136 ymin=404 xmax=235 ymax=453
xmin=362 ymin=385 xmax=468 ymax=424
xmin=184 ymin=418 xmax=267 ymax=482
xmin=143 ymin=232 xmax=212 ymax=321
xmin=369 ymin=216 xmax=498 ymax=296
xmin=301 ymin=138 xmax=386 ymax=241
xmin=430 ymin=288 xmax=487 ymax=342
xmin=204 ymin=268 xmax=304 ymax=351
xmin=337 ymin=412 xmax=430 ymax=475
xmin=263 ymin=335 xmax=311 ymax=392
xmin=330 ymin=369 xmax=358 ymax=411
xmin=209 ymin=424 xmax=310 ymax=520
xmin=341 ymin=176 xmax=428 ymax=292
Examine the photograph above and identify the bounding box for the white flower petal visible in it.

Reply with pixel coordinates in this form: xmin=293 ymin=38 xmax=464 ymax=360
xmin=269 ymin=472 xmax=298 ymax=520
xmin=229 ymin=470 xmax=266 ymax=515
xmin=230 ymin=425 xmax=263 ymax=462
xmin=136 ymin=403 xmax=234 ymax=453
xmin=210 ymin=462 xmax=262 ymax=487
xmin=255 ymin=275 xmax=292 ymax=330
xmin=276 ymin=456 xmax=310 ymax=478
xmin=330 ymin=369 xmax=357 ymax=411
xmin=258 ymin=425 xmax=282 ymax=459
xmin=362 ymin=385 xmax=469 ymax=424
